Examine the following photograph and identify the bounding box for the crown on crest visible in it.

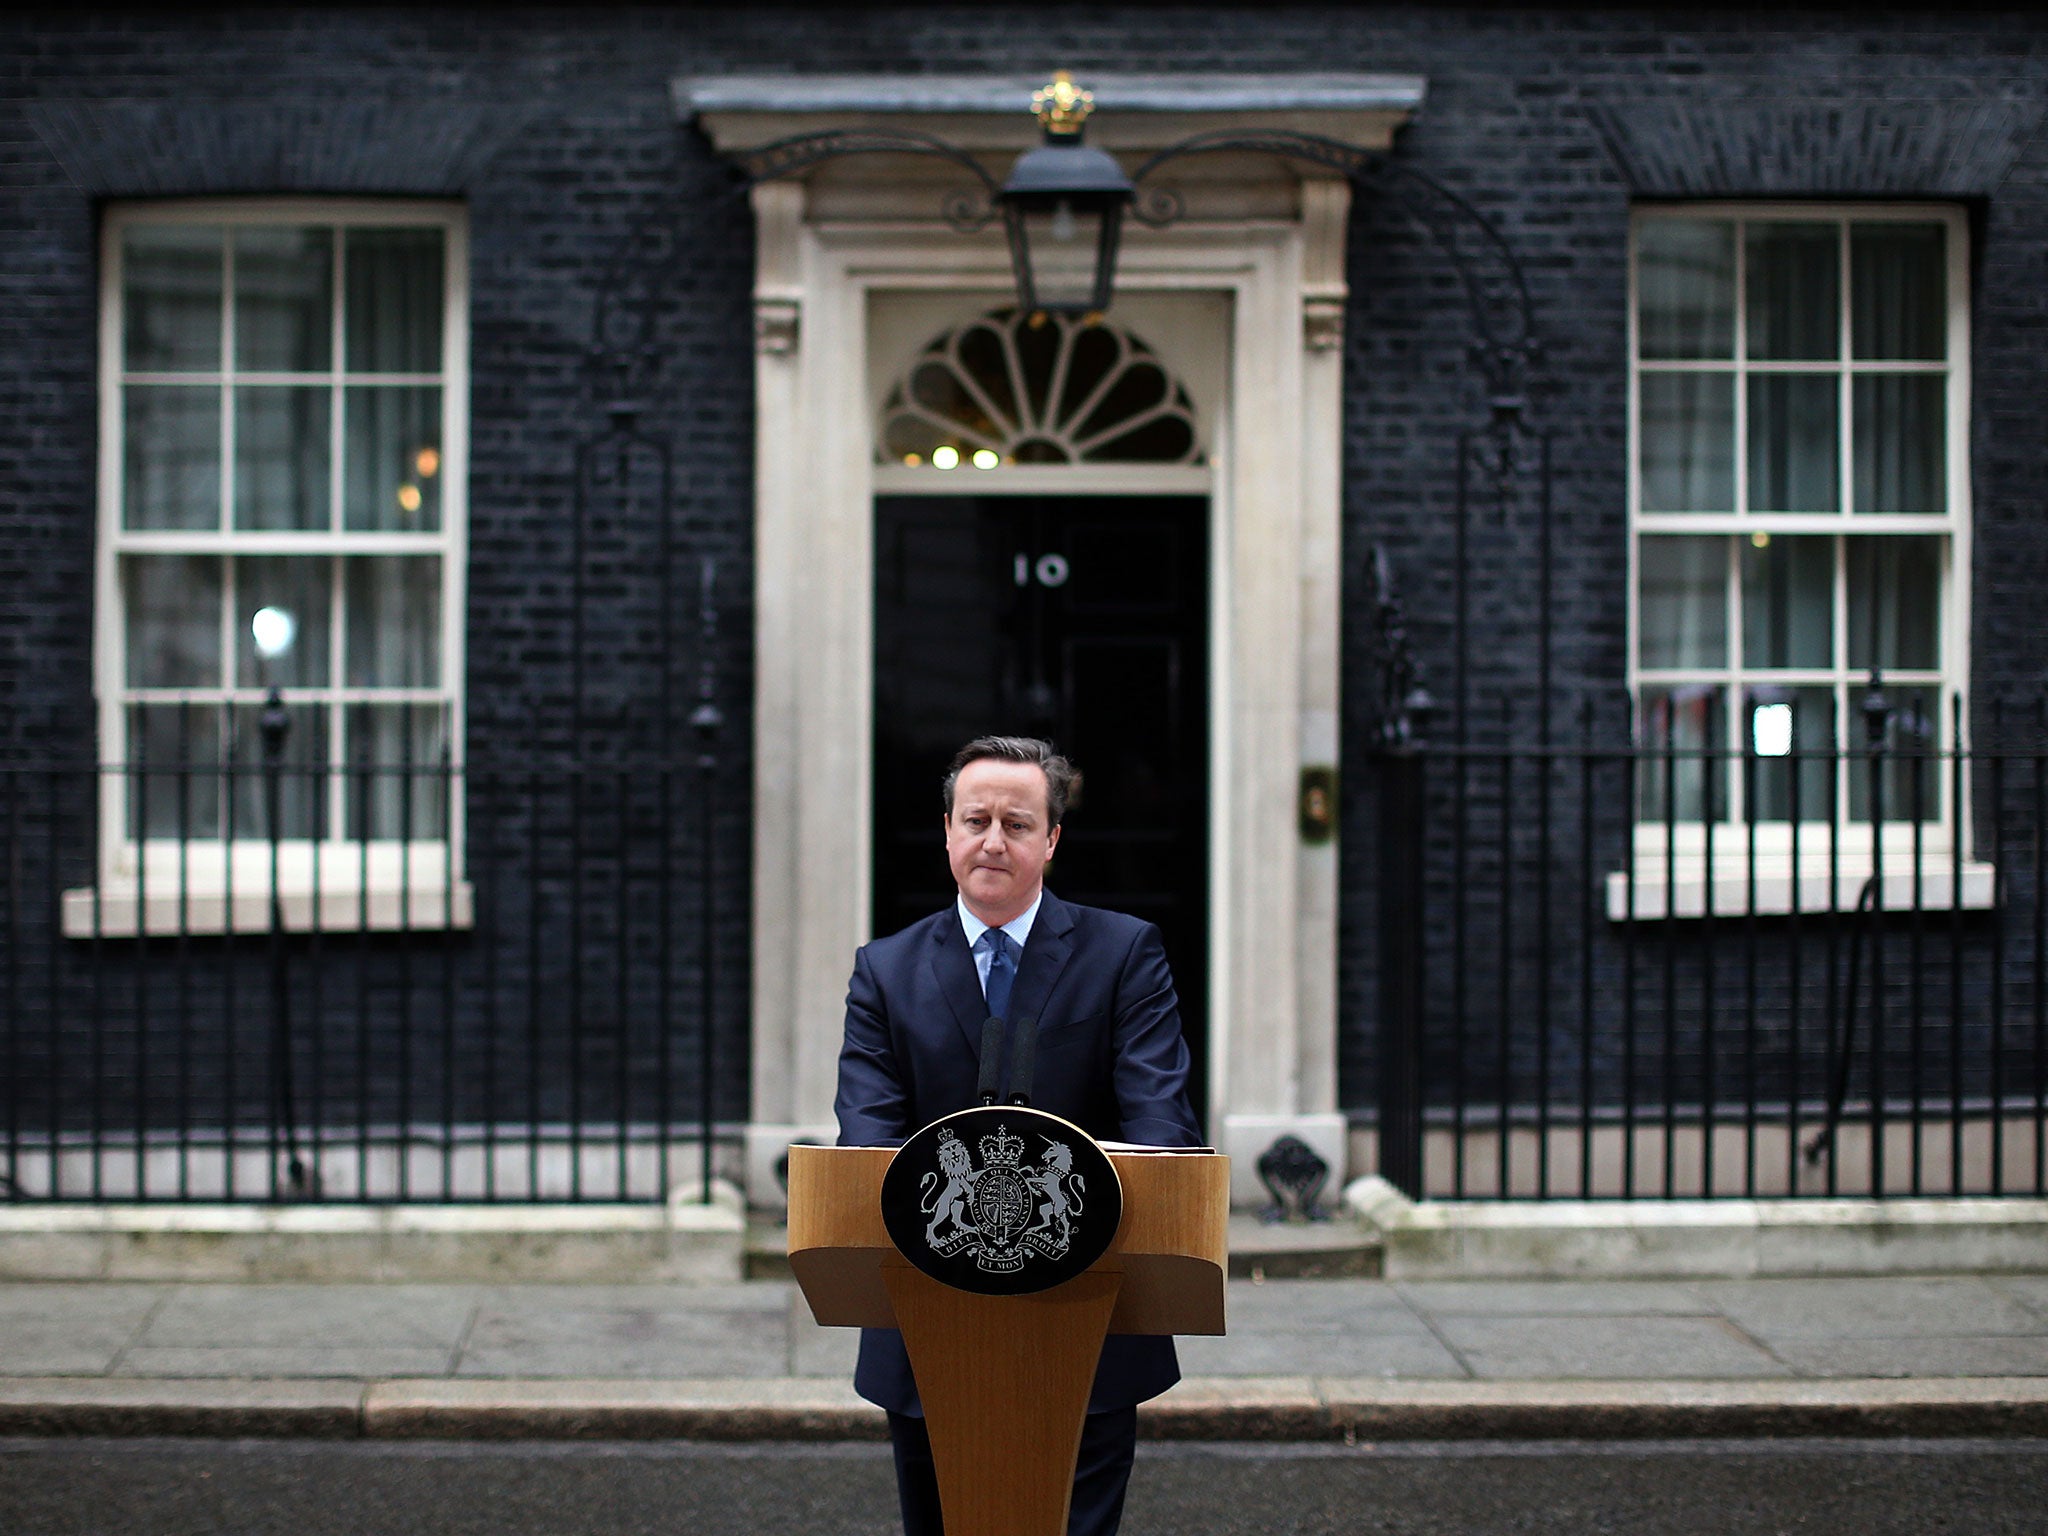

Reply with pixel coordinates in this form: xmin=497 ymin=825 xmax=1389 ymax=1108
xmin=979 ymin=1125 xmax=1026 ymax=1168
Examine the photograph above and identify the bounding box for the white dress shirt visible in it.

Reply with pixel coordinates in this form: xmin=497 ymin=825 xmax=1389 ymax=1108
xmin=956 ymin=890 xmax=1042 ymax=1000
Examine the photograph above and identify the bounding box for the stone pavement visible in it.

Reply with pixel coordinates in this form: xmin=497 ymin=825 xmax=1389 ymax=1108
xmin=4 ymin=1272 xmax=2048 ymax=1441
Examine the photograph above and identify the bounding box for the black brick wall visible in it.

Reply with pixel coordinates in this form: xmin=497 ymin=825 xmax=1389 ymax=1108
xmin=3 ymin=6 xmax=2046 ymax=1166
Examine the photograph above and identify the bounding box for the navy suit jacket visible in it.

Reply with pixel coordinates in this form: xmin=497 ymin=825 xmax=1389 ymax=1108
xmin=834 ymin=888 xmax=1202 ymax=1416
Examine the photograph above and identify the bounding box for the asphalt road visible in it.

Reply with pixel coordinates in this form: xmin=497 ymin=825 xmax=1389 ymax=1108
xmin=3 ymin=1437 xmax=2047 ymax=1535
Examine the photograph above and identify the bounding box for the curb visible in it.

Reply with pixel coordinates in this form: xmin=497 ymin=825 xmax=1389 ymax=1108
xmin=364 ymin=1380 xmax=889 ymax=1442
xmin=0 ymin=1379 xmax=363 ymax=1438
xmin=1145 ymin=1377 xmax=2048 ymax=1441
xmin=5 ymin=1377 xmax=2048 ymax=1442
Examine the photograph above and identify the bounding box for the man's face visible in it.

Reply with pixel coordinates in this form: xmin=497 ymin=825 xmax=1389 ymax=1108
xmin=945 ymin=757 xmax=1061 ymax=927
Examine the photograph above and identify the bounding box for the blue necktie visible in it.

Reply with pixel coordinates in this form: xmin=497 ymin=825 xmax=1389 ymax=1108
xmin=982 ymin=928 xmax=1016 ymax=1021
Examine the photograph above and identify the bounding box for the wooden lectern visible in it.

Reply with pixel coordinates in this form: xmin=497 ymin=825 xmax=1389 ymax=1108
xmin=787 ymin=1143 xmax=1229 ymax=1536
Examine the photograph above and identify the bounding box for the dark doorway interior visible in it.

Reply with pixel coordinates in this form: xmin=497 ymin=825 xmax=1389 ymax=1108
xmin=873 ymin=494 xmax=1210 ymax=1124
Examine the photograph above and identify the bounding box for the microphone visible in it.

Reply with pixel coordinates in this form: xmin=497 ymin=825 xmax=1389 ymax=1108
xmin=976 ymin=1016 xmax=1005 ymax=1105
xmin=1005 ymin=1015 xmax=1037 ymax=1107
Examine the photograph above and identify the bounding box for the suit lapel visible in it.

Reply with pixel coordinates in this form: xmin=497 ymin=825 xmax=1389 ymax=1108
xmin=926 ymin=911 xmax=991 ymax=1059
xmin=1009 ymin=889 xmax=1076 ymax=1026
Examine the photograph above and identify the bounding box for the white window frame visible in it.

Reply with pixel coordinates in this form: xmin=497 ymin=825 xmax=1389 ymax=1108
xmin=1617 ymin=202 xmax=1988 ymax=920
xmin=72 ymin=198 xmax=471 ymax=937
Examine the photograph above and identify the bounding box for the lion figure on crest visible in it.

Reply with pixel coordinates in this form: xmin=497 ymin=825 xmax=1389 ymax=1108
xmin=919 ymin=1129 xmax=980 ymax=1244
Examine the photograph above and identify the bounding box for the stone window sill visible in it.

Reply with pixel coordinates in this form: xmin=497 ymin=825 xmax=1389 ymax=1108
xmin=1605 ymin=858 xmax=1996 ymax=922
xmin=63 ymin=846 xmax=473 ymax=938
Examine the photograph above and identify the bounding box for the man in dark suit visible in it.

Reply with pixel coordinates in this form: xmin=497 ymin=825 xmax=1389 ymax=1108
xmin=835 ymin=734 xmax=1202 ymax=1536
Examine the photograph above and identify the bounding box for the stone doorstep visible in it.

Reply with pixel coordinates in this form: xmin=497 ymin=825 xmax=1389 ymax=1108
xmin=4 ymin=1376 xmax=2048 ymax=1442
xmin=1223 ymin=1213 xmax=1383 ymax=1279
xmin=1345 ymin=1177 xmax=2048 ymax=1279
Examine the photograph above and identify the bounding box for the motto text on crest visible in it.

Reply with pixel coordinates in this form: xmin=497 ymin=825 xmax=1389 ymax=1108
xmin=918 ymin=1124 xmax=1089 ymax=1274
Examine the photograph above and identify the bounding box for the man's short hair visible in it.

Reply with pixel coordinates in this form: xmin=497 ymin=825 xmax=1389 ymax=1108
xmin=942 ymin=736 xmax=1077 ymax=826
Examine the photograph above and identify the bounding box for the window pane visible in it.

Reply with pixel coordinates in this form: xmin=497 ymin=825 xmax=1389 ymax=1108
xmin=344 ymin=386 xmax=442 ymax=530
xmin=1640 ymin=373 xmax=1734 ymax=511
xmin=1740 ymin=534 xmax=1832 ymax=669
xmin=125 ymin=555 xmax=222 ymax=688
xmin=127 ymin=703 xmax=224 ymax=838
xmin=123 ymin=386 xmax=220 ymax=529
xmin=1016 ymin=204 xmax=1108 ymax=314
xmin=1747 ymin=374 xmax=1839 ymax=512
xmin=1847 ymin=536 xmax=1941 ymax=672
xmin=1638 ymin=685 xmax=1724 ymax=825
xmin=957 ymin=322 xmax=1020 ymax=429
xmin=1853 ymin=374 xmax=1945 ymax=514
xmin=344 ymin=704 xmax=449 ymax=840
xmin=234 ymin=556 xmax=332 ymax=689
xmin=1852 ymin=222 xmax=1946 ymax=361
xmin=1744 ymin=685 xmax=1835 ymax=824
xmin=1639 ymin=536 xmax=1726 ymax=669
xmin=1848 ymin=685 xmax=1940 ymax=824
xmin=227 ymin=701 xmax=328 ymax=840
xmin=1085 ymin=414 xmax=1197 ymax=464
xmin=233 ymin=226 xmax=333 ymax=373
xmin=345 ymin=228 xmax=444 ymax=373
xmin=910 ymin=359 xmax=999 ymax=441
xmin=123 ymin=225 xmax=220 ymax=372
xmin=1745 ymin=222 xmax=1838 ymax=361
xmin=881 ymin=411 xmax=961 ymax=464
xmin=234 ymin=386 xmax=331 ymax=531
xmin=1637 ymin=219 xmax=1734 ymax=360
xmin=345 ymin=556 xmax=441 ymax=687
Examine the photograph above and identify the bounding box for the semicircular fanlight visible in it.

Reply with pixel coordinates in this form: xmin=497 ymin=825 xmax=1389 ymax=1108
xmin=878 ymin=308 xmax=1203 ymax=468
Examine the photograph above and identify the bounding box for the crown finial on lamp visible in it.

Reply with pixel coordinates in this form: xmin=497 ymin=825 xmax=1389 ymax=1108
xmin=1031 ymin=70 xmax=1094 ymax=136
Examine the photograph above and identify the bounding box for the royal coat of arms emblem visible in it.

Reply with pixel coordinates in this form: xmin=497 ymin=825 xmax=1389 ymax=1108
xmin=881 ymin=1105 xmax=1122 ymax=1296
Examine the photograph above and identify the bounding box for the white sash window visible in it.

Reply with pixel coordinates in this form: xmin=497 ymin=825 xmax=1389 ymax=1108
xmin=1622 ymin=205 xmax=1980 ymax=918
xmin=79 ymin=201 xmax=470 ymax=936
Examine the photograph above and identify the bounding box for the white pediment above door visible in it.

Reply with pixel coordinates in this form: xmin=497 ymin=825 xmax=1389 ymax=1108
xmin=678 ymin=72 xmax=1426 ymax=153
xmin=679 ymin=72 xmax=1424 ymax=225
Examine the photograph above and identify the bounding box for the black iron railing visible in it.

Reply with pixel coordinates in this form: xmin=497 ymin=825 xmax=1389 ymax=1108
xmin=1 ymin=756 xmax=736 ymax=1204
xmin=1368 ymin=699 xmax=2048 ymax=1201
xmin=15 ymin=715 xmax=2048 ymax=1206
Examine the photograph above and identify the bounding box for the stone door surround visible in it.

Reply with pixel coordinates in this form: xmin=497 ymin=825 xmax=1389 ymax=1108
xmin=679 ymin=73 xmax=1425 ymax=1208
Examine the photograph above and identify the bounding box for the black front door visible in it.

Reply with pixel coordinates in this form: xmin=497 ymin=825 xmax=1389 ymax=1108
xmin=873 ymin=494 xmax=1209 ymax=1122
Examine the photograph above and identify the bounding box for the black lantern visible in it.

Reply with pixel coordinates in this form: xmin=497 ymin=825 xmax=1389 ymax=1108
xmin=998 ymin=72 xmax=1133 ymax=318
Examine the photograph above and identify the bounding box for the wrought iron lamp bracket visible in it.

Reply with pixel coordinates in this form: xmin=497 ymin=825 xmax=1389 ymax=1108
xmin=1127 ymin=129 xmax=1540 ymax=412
xmin=580 ymin=124 xmax=1006 ymax=426
xmin=740 ymin=127 xmax=1004 ymax=232
xmin=728 ymin=123 xmax=1542 ymax=413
